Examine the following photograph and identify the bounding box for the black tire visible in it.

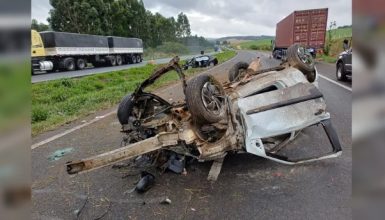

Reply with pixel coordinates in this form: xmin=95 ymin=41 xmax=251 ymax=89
xmin=336 ymin=62 xmax=347 ymax=81
xmin=136 ymin=55 xmax=142 ymax=63
xmin=287 ymin=43 xmax=315 ymax=74
xmin=116 ymin=55 xmax=123 ymax=66
xmin=228 ymin=62 xmax=249 ymax=82
xmin=63 ymin=58 xmax=75 ymax=71
xmin=117 ymin=94 xmax=135 ymax=125
xmin=76 ymin=58 xmax=86 ymax=70
xmin=108 ymin=56 xmax=116 ymax=66
xmin=185 ymin=74 xmax=226 ymax=123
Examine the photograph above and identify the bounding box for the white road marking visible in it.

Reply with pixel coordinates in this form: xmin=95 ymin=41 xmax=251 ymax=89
xmin=31 ymin=110 xmax=116 ymax=150
xmin=318 ymin=74 xmax=352 ymax=92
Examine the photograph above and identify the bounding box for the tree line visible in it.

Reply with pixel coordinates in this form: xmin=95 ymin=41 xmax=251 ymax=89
xmin=33 ymin=0 xmax=212 ymax=50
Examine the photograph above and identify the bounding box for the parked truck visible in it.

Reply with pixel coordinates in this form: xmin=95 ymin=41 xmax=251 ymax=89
xmin=31 ymin=30 xmax=143 ymax=74
xmin=272 ymin=8 xmax=328 ymax=59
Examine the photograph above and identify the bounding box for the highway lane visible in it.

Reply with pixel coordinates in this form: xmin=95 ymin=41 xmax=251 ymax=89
xmin=31 ymin=53 xmax=215 ymax=83
xmin=31 ymin=50 xmax=351 ymax=219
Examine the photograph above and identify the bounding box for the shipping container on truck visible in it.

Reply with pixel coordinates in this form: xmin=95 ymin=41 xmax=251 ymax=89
xmin=272 ymin=8 xmax=328 ymax=59
xmin=31 ymin=31 xmax=143 ymax=74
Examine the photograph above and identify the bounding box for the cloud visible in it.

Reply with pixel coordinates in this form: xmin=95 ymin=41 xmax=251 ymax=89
xmin=32 ymin=0 xmax=352 ymax=38
xmin=142 ymin=0 xmax=352 ymax=37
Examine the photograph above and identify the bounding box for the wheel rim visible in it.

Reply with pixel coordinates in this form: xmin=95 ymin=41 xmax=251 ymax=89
xmin=337 ymin=66 xmax=342 ymax=78
xmin=79 ymin=60 xmax=85 ymax=69
xmin=201 ymin=81 xmax=224 ymax=115
xmin=296 ymin=47 xmax=313 ymax=66
xmin=117 ymin=57 xmax=122 ymax=65
xmin=68 ymin=62 xmax=74 ymax=70
xmin=209 ymin=62 xmax=214 ymax=67
xmin=133 ymin=56 xmax=137 ymax=63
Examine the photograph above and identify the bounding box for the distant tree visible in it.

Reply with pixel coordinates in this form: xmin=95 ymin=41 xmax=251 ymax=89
xmin=176 ymin=12 xmax=191 ymax=38
xmin=47 ymin=0 xmax=208 ymax=51
xmin=31 ymin=19 xmax=49 ymax=32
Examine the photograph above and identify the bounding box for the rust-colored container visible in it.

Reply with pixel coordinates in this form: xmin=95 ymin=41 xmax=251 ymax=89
xmin=275 ymin=8 xmax=328 ymax=49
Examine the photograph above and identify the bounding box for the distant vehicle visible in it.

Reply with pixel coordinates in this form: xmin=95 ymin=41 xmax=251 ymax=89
xmin=336 ymin=49 xmax=352 ymax=81
xmin=272 ymin=8 xmax=328 ymax=59
xmin=31 ymin=30 xmax=143 ymax=74
xmin=183 ymin=55 xmax=218 ymax=70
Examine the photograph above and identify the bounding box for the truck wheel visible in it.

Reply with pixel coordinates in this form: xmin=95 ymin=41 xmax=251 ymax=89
xmin=336 ymin=62 xmax=347 ymax=81
xmin=287 ymin=43 xmax=315 ymax=76
xmin=63 ymin=58 xmax=75 ymax=71
xmin=117 ymin=94 xmax=135 ymax=125
xmin=76 ymin=58 xmax=86 ymax=70
xmin=108 ymin=56 xmax=116 ymax=66
xmin=228 ymin=62 xmax=249 ymax=82
xmin=185 ymin=74 xmax=226 ymax=123
xmin=136 ymin=55 xmax=142 ymax=63
xmin=116 ymin=55 xmax=123 ymax=66
xmin=132 ymin=55 xmax=137 ymax=64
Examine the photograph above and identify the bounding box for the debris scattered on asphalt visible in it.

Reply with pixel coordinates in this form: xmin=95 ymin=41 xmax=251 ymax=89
xmin=93 ymin=199 xmax=111 ymax=220
xmin=167 ymin=153 xmax=185 ymax=174
xmin=74 ymin=196 xmax=88 ymax=219
xmin=160 ymin=197 xmax=172 ymax=205
xmin=135 ymin=171 xmax=155 ymax=193
xmin=124 ymin=187 xmax=136 ymax=194
xmin=182 ymin=168 xmax=187 ymax=176
xmin=48 ymin=147 xmax=74 ymax=161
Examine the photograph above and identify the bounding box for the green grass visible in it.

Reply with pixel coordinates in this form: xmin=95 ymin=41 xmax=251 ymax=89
xmin=238 ymin=38 xmax=273 ymax=50
xmin=320 ymin=27 xmax=352 ymax=63
xmin=32 ymin=50 xmax=236 ymax=136
xmin=327 ymin=27 xmax=352 ymax=40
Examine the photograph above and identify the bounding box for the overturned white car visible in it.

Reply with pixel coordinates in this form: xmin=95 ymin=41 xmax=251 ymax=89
xmin=66 ymin=44 xmax=341 ymax=177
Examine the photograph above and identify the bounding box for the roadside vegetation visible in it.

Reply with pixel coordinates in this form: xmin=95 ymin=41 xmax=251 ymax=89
xmin=236 ymin=38 xmax=274 ymax=51
xmin=32 ymin=50 xmax=236 ymax=136
xmin=320 ymin=26 xmax=352 ymax=63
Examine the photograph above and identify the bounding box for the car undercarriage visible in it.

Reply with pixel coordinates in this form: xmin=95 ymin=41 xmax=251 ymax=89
xmin=66 ymin=44 xmax=342 ymax=180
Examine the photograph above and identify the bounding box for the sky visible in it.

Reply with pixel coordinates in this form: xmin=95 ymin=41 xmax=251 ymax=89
xmin=31 ymin=0 xmax=352 ymax=38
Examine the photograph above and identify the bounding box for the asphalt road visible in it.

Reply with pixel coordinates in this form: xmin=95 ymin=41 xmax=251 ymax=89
xmin=31 ymin=51 xmax=351 ymax=219
xmin=31 ymin=53 xmax=215 ymax=83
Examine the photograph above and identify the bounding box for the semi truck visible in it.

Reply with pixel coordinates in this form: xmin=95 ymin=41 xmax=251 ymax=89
xmin=272 ymin=8 xmax=328 ymax=59
xmin=31 ymin=30 xmax=143 ymax=74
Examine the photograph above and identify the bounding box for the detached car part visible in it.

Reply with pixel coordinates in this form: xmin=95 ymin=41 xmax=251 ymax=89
xmin=66 ymin=44 xmax=341 ymax=176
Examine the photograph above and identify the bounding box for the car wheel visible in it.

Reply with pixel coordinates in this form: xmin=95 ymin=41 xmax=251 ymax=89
xmin=185 ymin=74 xmax=226 ymax=123
xmin=117 ymin=94 xmax=135 ymax=125
xmin=336 ymin=62 xmax=347 ymax=81
xmin=76 ymin=58 xmax=86 ymax=70
xmin=63 ymin=58 xmax=75 ymax=71
xmin=287 ymin=43 xmax=315 ymax=80
xmin=116 ymin=55 xmax=123 ymax=66
xmin=228 ymin=62 xmax=249 ymax=82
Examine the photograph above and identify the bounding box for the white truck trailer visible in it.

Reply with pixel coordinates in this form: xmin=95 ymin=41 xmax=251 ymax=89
xmin=31 ymin=30 xmax=143 ymax=74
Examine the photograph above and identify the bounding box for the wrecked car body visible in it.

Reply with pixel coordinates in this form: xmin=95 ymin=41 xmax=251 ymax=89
xmin=66 ymin=44 xmax=342 ymax=177
xmin=183 ymin=55 xmax=218 ymax=70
